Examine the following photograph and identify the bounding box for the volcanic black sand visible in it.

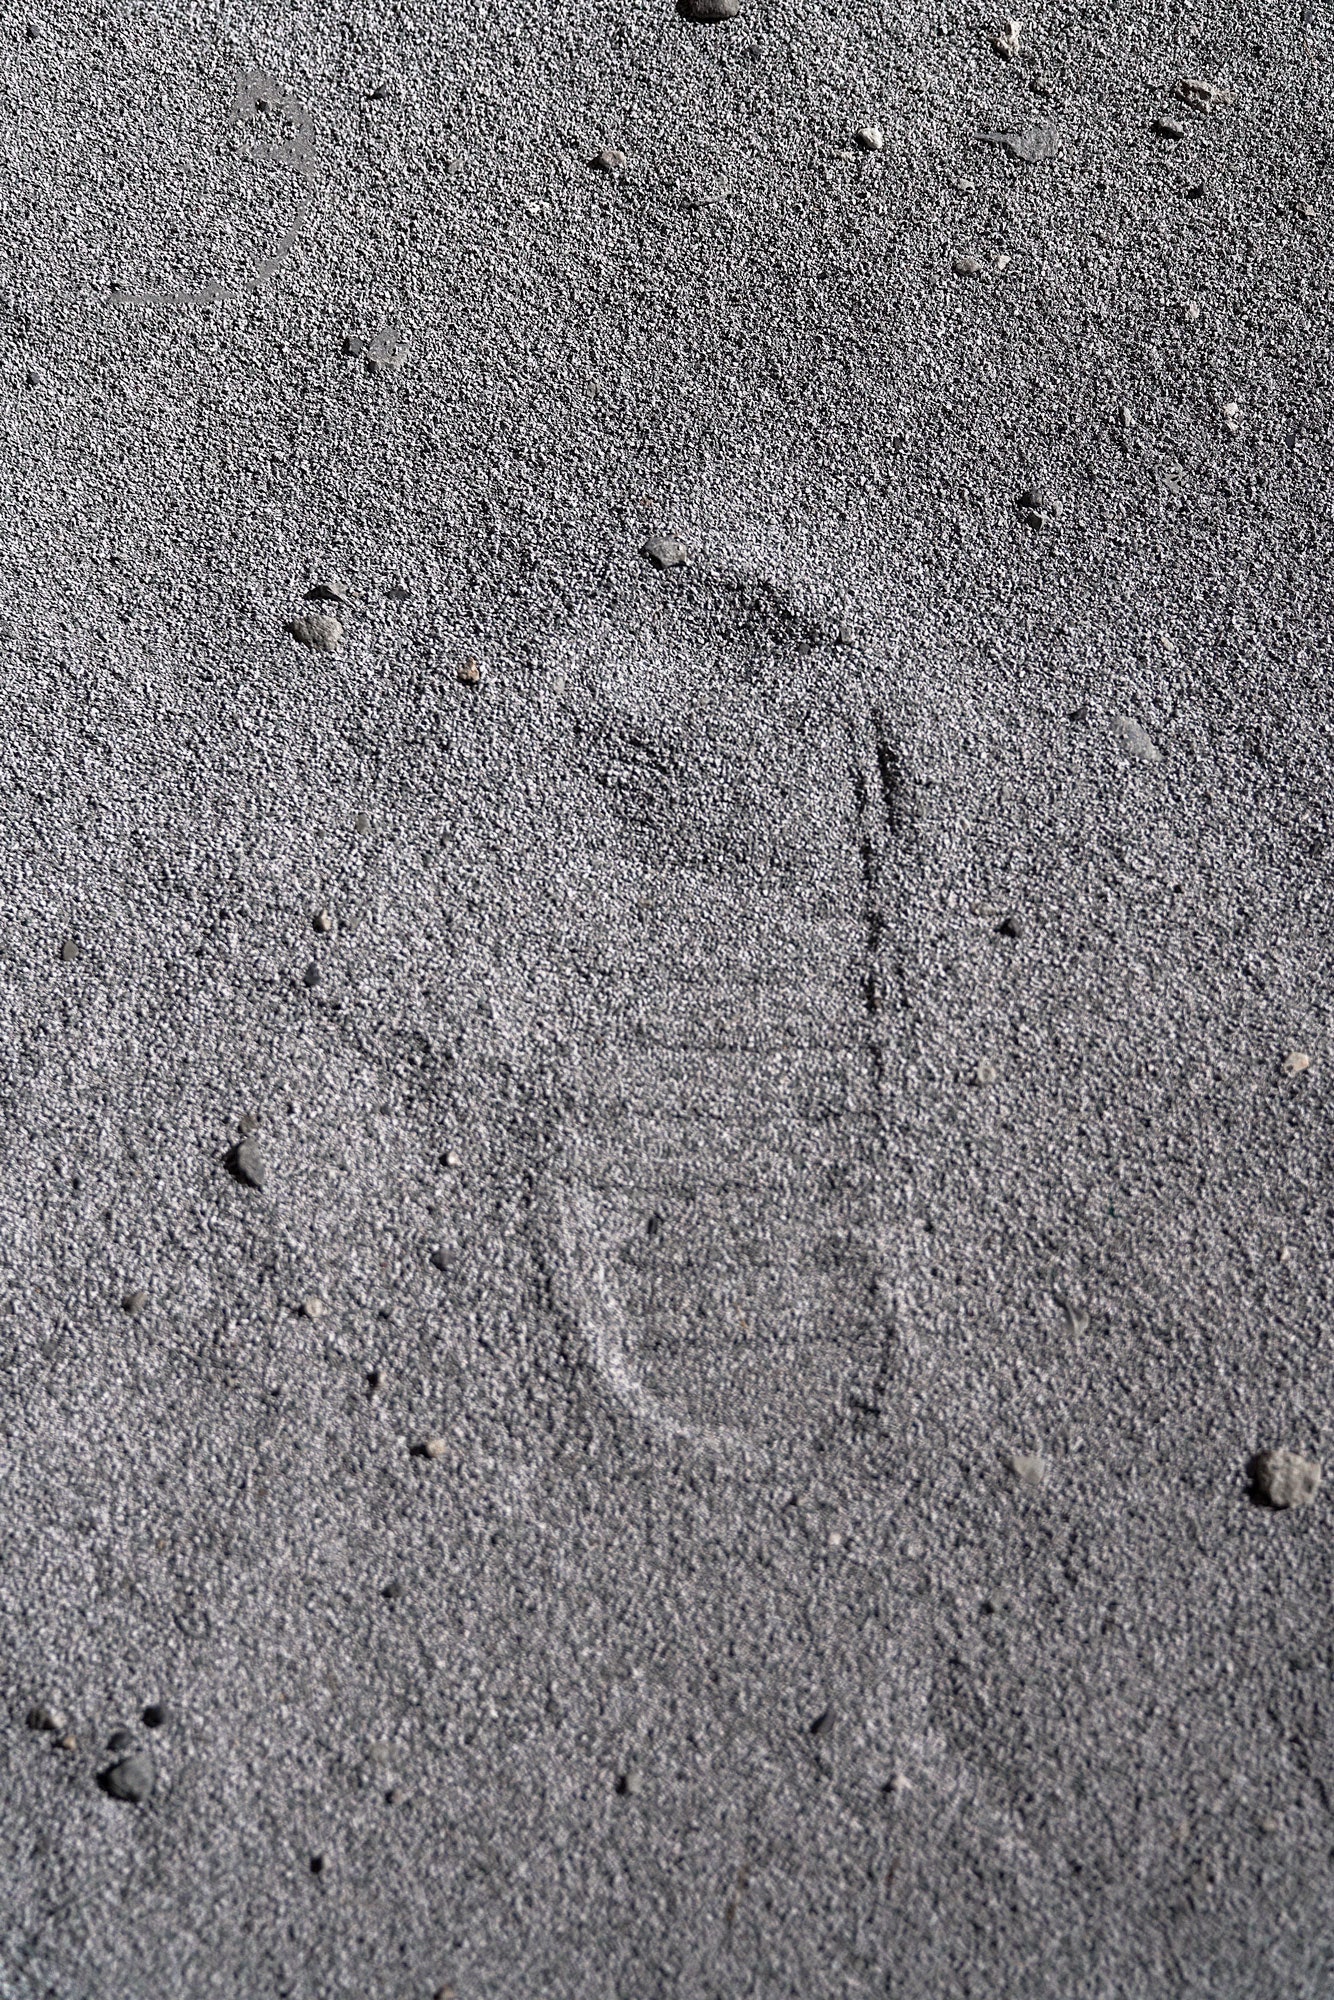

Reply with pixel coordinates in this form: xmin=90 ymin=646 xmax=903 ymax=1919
xmin=0 ymin=0 xmax=1331 ymax=1993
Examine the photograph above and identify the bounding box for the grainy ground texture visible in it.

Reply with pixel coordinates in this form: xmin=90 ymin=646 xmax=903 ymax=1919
xmin=0 ymin=0 xmax=1331 ymax=1993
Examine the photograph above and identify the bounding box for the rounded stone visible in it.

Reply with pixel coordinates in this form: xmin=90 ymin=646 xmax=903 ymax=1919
xmin=1252 ymin=1450 xmax=1321 ymax=1510
xmin=101 ymin=1753 xmax=154 ymax=1803
xmin=641 ymin=533 xmax=685 ymax=570
xmin=228 ymin=1138 xmax=267 ymax=1190
xmin=286 ymin=613 xmax=343 ymax=653
xmin=677 ymin=0 xmax=739 ymax=19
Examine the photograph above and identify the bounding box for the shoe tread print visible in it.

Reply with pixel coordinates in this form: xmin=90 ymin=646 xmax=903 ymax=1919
xmin=538 ymin=580 xmax=909 ymax=1457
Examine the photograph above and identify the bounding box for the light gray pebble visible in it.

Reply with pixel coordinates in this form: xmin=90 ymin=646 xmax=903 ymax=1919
xmin=641 ymin=534 xmax=685 ymax=570
xmin=286 ymin=613 xmax=343 ymax=652
xmin=1252 ymin=1449 xmax=1321 ymax=1510
xmin=27 ymin=1704 xmax=66 ymax=1733
xmin=229 ymin=1138 xmax=267 ymax=1190
xmin=1111 ymin=715 xmax=1162 ymax=763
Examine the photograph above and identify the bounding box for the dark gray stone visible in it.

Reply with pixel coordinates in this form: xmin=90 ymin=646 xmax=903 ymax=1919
xmin=101 ymin=1753 xmax=154 ymax=1803
xmin=228 ymin=1138 xmax=267 ymax=1190
xmin=677 ymin=0 xmax=739 ymax=19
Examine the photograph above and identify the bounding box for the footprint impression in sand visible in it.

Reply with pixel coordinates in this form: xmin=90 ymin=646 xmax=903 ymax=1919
xmin=97 ymin=62 xmax=318 ymax=311
xmin=540 ymin=581 xmax=911 ymax=1455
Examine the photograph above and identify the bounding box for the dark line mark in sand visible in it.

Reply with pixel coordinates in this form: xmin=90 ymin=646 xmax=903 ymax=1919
xmin=850 ymin=704 xmax=912 ymax=1068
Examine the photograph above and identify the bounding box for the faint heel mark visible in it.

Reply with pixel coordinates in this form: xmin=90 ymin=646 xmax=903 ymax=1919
xmin=552 ymin=1177 xmax=748 ymax=1457
xmin=113 ymin=66 xmax=318 ymax=313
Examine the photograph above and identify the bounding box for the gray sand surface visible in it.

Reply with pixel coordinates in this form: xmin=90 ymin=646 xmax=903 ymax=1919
xmin=1 ymin=0 xmax=1331 ymax=1993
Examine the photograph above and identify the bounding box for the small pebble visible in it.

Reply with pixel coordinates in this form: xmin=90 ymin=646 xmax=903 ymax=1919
xmin=457 ymin=660 xmax=481 ymax=685
xmin=616 ymin=1768 xmax=644 ymax=1795
xmin=991 ymin=16 xmax=1021 ymax=58
xmin=313 ymin=909 xmax=333 ymax=933
xmin=854 ymin=125 xmax=884 ymax=153
xmin=229 ymin=1138 xmax=267 ymax=1190
xmin=429 ymin=1248 xmax=452 ymax=1273
xmin=973 ymin=1059 xmax=998 ymax=1087
xmin=441 ymin=1149 xmax=463 ymax=1169
xmin=1177 ymin=299 xmax=1202 ymax=323
xmin=590 ymin=146 xmax=628 ymax=173
xmin=1007 ymin=1450 xmax=1046 ymax=1489
xmin=142 ymin=1703 xmax=168 ymax=1729
xmin=354 ymin=811 xmax=371 ymax=833
xmin=677 ymin=0 xmax=740 ymax=19
xmin=286 ymin=614 xmax=343 ymax=652
xmin=1177 ymin=76 xmax=1236 ymax=112
xmin=1110 ymin=714 xmax=1162 ymax=763
xmin=421 ymin=1437 xmax=448 ymax=1460
xmin=122 ymin=1289 xmax=149 ymax=1316
xmin=952 ymin=252 xmax=984 ymax=277
xmin=1282 ymin=1050 xmax=1311 ymax=1076
xmin=59 ymin=936 xmax=80 ymax=963
xmin=58 ymin=1734 xmax=77 ymax=1753
xmin=641 ymin=533 xmax=685 ymax=570
xmin=982 ymin=122 xmax=1060 ymax=163
xmin=1016 ymin=488 xmax=1060 ymax=529
xmin=26 ymin=1704 xmax=66 ymax=1733
xmin=996 ymin=914 xmax=1024 ymax=939
xmin=302 ymin=962 xmax=321 ymax=989
xmin=305 ymin=580 xmax=350 ymax=604
xmin=101 ymin=1753 xmax=154 ymax=1803
xmin=238 ymin=1111 xmax=261 ymax=1135
xmin=302 ymin=1296 xmax=326 ymax=1321
xmin=1154 ymin=116 xmax=1186 ymax=140
xmin=1251 ymin=1449 xmax=1321 ymax=1510
xmin=385 ymin=582 xmax=411 ymax=602
xmin=107 ymin=1729 xmax=137 ymax=1755
xmin=342 ymin=334 xmax=366 ymax=358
